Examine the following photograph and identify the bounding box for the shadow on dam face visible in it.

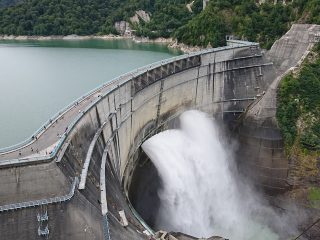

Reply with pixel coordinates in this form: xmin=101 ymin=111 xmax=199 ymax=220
xmin=128 ymin=150 xmax=162 ymax=229
xmin=128 ymin=114 xmax=181 ymax=230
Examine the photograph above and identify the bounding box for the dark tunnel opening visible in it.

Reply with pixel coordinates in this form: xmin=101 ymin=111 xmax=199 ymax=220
xmin=128 ymin=150 xmax=162 ymax=229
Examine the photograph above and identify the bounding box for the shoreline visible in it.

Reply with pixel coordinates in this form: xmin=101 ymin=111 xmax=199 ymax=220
xmin=0 ymin=34 xmax=204 ymax=53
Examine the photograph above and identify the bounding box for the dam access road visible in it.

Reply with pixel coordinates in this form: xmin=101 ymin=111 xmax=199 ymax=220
xmin=0 ymin=24 xmax=319 ymax=240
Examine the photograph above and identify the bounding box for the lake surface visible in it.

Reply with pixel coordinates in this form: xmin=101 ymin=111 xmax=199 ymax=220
xmin=0 ymin=39 xmax=180 ymax=148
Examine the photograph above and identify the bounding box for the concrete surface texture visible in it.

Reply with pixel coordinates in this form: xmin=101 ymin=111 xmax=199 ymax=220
xmin=0 ymin=24 xmax=318 ymax=239
xmin=238 ymin=24 xmax=320 ymax=192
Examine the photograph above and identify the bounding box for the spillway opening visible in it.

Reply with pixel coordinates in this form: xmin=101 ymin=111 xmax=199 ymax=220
xmin=128 ymin=110 xmax=304 ymax=240
xmin=128 ymin=150 xmax=162 ymax=228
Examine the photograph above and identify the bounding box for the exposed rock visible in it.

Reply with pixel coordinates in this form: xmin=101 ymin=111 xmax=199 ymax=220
xmin=203 ymin=0 xmax=209 ymax=10
xmin=130 ymin=10 xmax=151 ymax=24
xmin=63 ymin=34 xmax=85 ymax=40
xmin=168 ymin=40 xmax=204 ymax=53
xmin=133 ymin=36 xmax=173 ymax=43
xmin=186 ymin=1 xmax=194 ymax=13
xmin=114 ymin=21 xmax=132 ymax=36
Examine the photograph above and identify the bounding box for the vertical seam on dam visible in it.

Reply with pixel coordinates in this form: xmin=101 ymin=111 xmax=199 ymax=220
xmin=212 ymin=52 xmax=216 ymax=102
xmin=156 ymin=79 xmax=164 ymax=128
xmin=195 ymin=66 xmax=200 ymax=104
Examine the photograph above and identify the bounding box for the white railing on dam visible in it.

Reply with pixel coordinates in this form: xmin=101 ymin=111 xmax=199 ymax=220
xmin=0 ymin=177 xmax=78 ymax=212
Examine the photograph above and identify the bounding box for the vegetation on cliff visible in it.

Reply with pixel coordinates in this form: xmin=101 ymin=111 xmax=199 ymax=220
xmin=0 ymin=0 xmax=21 ymax=8
xmin=174 ymin=0 xmax=320 ymax=49
xmin=277 ymin=43 xmax=320 ymax=151
xmin=134 ymin=0 xmax=203 ymax=38
xmin=174 ymin=0 xmax=294 ymax=49
xmin=0 ymin=0 xmax=126 ymax=35
xmin=0 ymin=0 xmax=319 ymax=49
xmin=0 ymin=0 xmax=200 ymax=36
xmin=309 ymin=186 xmax=320 ymax=208
xmin=277 ymin=43 xmax=320 ymax=180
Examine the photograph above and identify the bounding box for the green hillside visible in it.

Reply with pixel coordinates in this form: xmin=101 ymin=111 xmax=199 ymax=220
xmin=277 ymin=43 xmax=320 ymax=151
xmin=0 ymin=0 xmax=319 ymax=48
xmin=277 ymin=43 xmax=320 ymax=179
xmin=0 ymin=0 xmax=22 ymax=8
xmin=174 ymin=0 xmax=320 ymax=49
xmin=0 ymin=0 xmax=197 ymax=36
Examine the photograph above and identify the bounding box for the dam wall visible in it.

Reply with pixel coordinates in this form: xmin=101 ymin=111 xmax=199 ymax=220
xmin=238 ymin=24 xmax=320 ymax=193
xmin=0 ymin=41 xmax=275 ymax=239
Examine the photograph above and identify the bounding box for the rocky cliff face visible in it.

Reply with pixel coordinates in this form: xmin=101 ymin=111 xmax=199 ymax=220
xmin=114 ymin=21 xmax=132 ymax=35
xmin=130 ymin=10 xmax=151 ymax=24
xmin=115 ymin=10 xmax=150 ymax=36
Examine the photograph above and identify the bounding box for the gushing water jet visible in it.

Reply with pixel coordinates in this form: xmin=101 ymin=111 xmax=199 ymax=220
xmin=142 ymin=110 xmax=286 ymax=240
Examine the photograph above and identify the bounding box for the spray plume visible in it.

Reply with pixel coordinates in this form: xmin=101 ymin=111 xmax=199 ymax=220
xmin=142 ymin=110 xmax=300 ymax=239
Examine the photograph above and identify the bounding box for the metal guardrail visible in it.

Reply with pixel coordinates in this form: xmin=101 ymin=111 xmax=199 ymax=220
xmin=0 ymin=41 xmax=257 ymax=165
xmin=0 ymin=177 xmax=78 ymax=212
xmin=227 ymin=39 xmax=258 ymax=46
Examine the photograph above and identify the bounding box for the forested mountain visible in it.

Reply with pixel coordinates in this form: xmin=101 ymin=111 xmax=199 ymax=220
xmin=0 ymin=0 xmax=319 ymax=48
xmin=0 ymin=0 xmax=22 ymax=8
xmin=0 ymin=0 xmax=126 ymax=35
xmin=276 ymin=42 xmax=320 ymax=180
xmin=0 ymin=0 xmax=198 ymax=36
xmin=174 ymin=0 xmax=320 ymax=49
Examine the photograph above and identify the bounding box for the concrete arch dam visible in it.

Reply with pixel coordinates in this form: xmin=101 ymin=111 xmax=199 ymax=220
xmin=0 ymin=24 xmax=318 ymax=240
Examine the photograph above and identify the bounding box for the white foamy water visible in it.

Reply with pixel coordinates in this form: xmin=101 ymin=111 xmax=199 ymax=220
xmin=142 ymin=110 xmax=283 ymax=240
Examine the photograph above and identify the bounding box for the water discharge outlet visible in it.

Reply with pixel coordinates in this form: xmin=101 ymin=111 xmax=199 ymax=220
xmin=141 ymin=110 xmax=295 ymax=240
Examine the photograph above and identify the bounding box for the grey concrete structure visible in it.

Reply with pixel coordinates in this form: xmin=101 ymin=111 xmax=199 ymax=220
xmin=0 ymin=24 xmax=319 ymax=239
xmin=237 ymin=24 xmax=320 ymax=193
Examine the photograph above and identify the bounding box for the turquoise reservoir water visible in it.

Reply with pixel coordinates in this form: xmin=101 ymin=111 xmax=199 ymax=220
xmin=0 ymin=39 xmax=180 ymax=148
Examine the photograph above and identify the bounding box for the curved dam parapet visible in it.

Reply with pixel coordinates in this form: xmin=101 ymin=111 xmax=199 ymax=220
xmin=1 ymin=24 xmax=318 ymax=239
